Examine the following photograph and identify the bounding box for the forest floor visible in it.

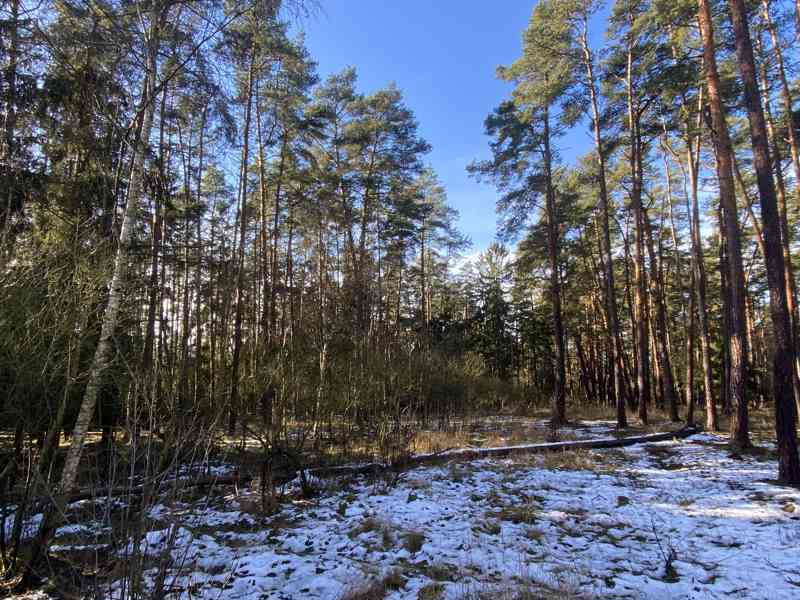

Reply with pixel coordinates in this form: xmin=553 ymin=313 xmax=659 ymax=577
xmin=20 ymin=418 xmax=799 ymax=599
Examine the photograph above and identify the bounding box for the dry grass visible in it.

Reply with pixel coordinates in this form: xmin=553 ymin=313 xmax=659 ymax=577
xmin=569 ymin=403 xmax=618 ymax=422
xmin=340 ymin=563 xmax=589 ymax=600
xmin=521 ymin=447 xmax=627 ymax=473
xmin=411 ymin=430 xmax=470 ymax=454
xmin=401 ymin=530 xmax=426 ymax=553
xmin=539 ymin=449 xmax=599 ymax=471
xmin=743 ymin=409 xmax=781 ymax=444
xmin=422 ymin=562 xmax=459 ymax=582
xmin=417 ymin=582 xmax=446 ymax=600
xmin=472 ymin=517 xmax=502 ymax=536
xmin=523 ymin=526 xmax=546 ymax=542
xmin=410 ymin=421 xmax=585 ymax=456
xmin=339 ymin=569 xmax=406 ymax=600
xmin=453 ymin=573 xmax=589 ymax=600
xmin=491 ymin=502 xmax=539 ymax=525
xmin=348 ymin=516 xmax=381 ymax=538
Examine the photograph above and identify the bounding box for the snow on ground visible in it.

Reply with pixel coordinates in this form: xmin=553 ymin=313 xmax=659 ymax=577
xmin=51 ymin=425 xmax=800 ymax=599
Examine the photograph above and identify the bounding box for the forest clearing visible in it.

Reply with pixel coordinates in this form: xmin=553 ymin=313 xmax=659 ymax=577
xmin=3 ymin=0 xmax=800 ymax=597
xmin=4 ymin=416 xmax=800 ymax=599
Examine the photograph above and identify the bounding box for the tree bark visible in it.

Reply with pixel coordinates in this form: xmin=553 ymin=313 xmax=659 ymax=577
xmin=686 ymin=253 xmax=697 ymax=427
xmin=644 ymin=206 xmax=679 ymax=421
xmin=229 ymin=49 xmax=257 ymax=436
xmin=622 ymin=8 xmax=652 ymax=424
xmin=142 ymin=87 xmax=169 ymax=376
xmin=683 ymin=95 xmax=718 ymax=430
xmin=761 ymin=0 xmax=800 ymax=206
xmin=27 ymin=3 xmax=166 ymax=571
xmin=194 ymin=102 xmax=209 ymax=407
xmin=697 ymin=0 xmax=750 ymax=448
xmin=580 ymin=17 xmax=627 ymax=427
xmin=726 ymin=0 xmax=800 ymax=481
xmin=754 ymin=34 xmax=800 ymax=413
xmin=270 ymin=137 xmax=287 ymax=347
xmin=542 ymin=103 xmax=566 ymax=425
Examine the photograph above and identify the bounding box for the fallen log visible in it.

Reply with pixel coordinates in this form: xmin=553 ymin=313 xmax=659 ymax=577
xmin=10 ymin=425 xmax=700 ymax=509
xmin=411 ymin=424 xmax=701 ymax=462
xmin=301 ymin=425 xmax=702 ymax=480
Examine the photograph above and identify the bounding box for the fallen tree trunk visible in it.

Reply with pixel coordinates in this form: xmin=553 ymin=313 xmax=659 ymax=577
xmin=11 ymin=426 xmax=700 ymax=508
xmin=305 ymin=425 xmax=701 ymax=480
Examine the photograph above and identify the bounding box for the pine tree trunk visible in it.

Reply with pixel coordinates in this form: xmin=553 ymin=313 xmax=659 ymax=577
xmin=762 ymin=0 xmax=800 ymax=206
xmin=623 ymin=225 xmax=638 ymax=411
xmin=686 ymin=255 xmax=697 ymax=426
xmin=758 ymin=59 xmax=800 ymax=413
xmin=630 ymin=128 xmax=650 ymax=423
xmin=178 ymin=108 xmax=193 ymax=419
xmin=624 ymin=22 xmax=651 ymax=424
xmin=255 ymin=85 xmax=272 ymax=355
xmin=270 ymin=138 xmax=287 ymax=347
xmin=718 ymin=217 xmax=732 ymax=416
xmin=697 ymin=0 xmax=750 ymax=447
xmin=644 ymin=207 xmax=679 ymax=421
xmin=143 ymin=172 xmax=164 ymax=374
xmin=581 ymin=20 xmax=626 ymax=427
xmin=684 ymin=104 xmax=718 ymax=430
xmin=542 ymin=104 xmax=566 ymax=425
xmin=0 ymin=0 xmax=19 ymax=259
xmin=726 ymin=0 xmax=800 ymax=481
xmin=194 ymin=103 xmax=209 ymax=407
xmin=229 ymin=49 xmax=256 ymax=436
xmin=544 ymin=106 xmax=567 ymax=425
xmin=420 ymin=224 xmax=427 ymax=325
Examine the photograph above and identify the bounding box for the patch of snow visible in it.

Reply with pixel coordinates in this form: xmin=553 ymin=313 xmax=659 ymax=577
xmin=69 ymin=423 xmax=800 ymax=599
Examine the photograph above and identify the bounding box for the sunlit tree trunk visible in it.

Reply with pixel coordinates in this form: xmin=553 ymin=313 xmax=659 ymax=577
xmin=626 ymin=40 xmax=651 ymax=425
xmin=27 ymin=2 xmax=166 ymax=570
xmin=142 ymin=85 xmax=170 ymax=376
xmin=580 ymin=17 xmax=626 ymax=427
xmin=644 ymin=206 xmax=679 ymax=421
xmin=682 ymin=98 xmax=718 ymax=430
xmin=726 ymin=0 xmax=799 ymax=481
xmin=697 ymin=0 xmax=750 ymax=447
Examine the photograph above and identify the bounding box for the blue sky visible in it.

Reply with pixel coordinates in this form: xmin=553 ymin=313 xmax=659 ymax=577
xmin=300 ymin=1 xmax=561 ymax=253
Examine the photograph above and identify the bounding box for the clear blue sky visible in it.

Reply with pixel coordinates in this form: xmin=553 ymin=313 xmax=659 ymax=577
xmin=301 ymin=1 xmax=600 ymax=253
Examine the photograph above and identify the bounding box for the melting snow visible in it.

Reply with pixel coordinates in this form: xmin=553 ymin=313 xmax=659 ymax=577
xmin=42 ymin=426 xmax=800 ymax=599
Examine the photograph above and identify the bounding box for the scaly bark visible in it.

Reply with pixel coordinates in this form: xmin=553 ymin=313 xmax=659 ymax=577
xmin=726 ymin=0 xmax=800 ymax=481
xmin=697 ymin=0 xmax=750 ymax=448
xmin=756 ymin=32 xmax=800 ymax=412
